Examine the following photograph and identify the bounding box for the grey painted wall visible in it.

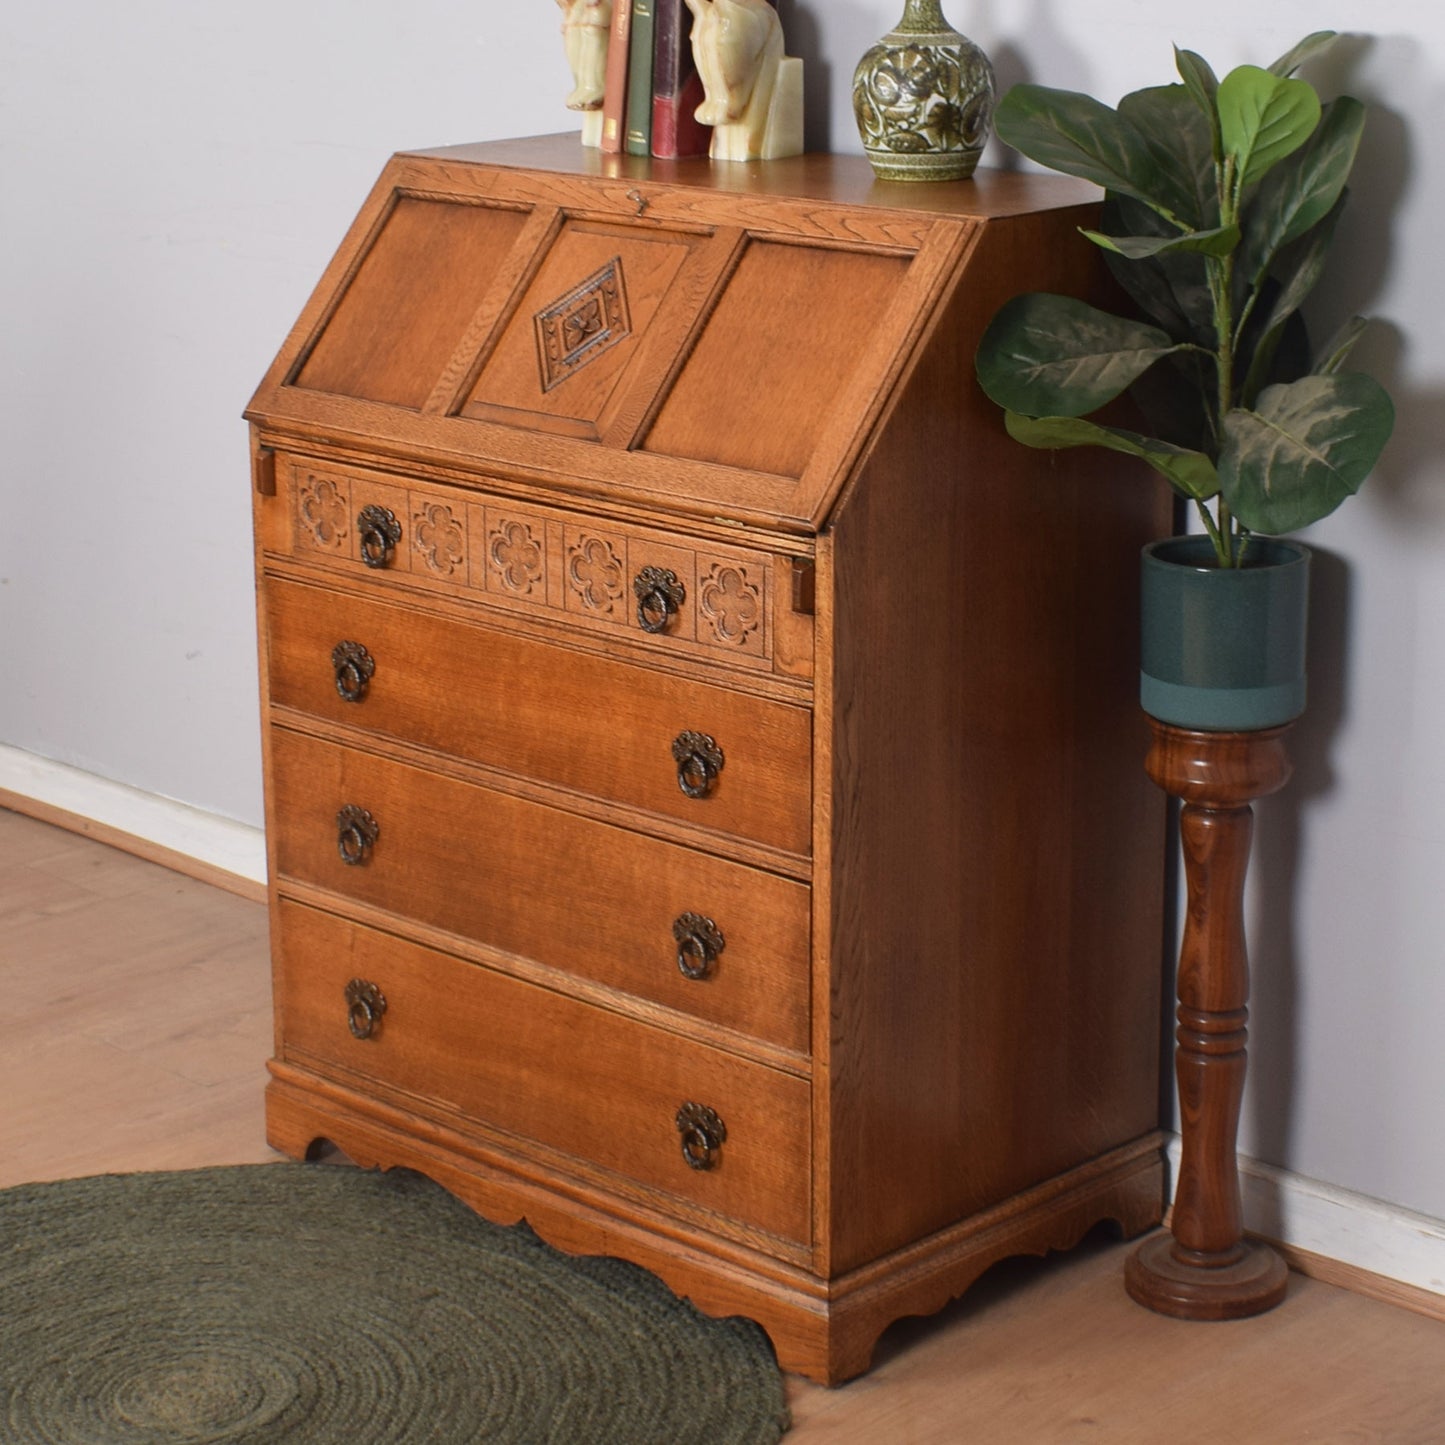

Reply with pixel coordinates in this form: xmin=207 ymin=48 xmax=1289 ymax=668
xmin=3 ymin=2 xmax=1442 ymax=1222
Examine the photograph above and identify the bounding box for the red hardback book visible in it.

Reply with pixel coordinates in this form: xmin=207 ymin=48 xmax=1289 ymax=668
xmin=650 ymin=0 xmax=778 ymax=157
xmin=599 ymin=0 xmax=634 ymax=155
xmin=650 ymin=0 xmax=709 ymax=158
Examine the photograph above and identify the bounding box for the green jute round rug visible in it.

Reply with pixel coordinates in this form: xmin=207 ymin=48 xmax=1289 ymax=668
xmin=0 ymin=1164 xmax=790 ymax=1444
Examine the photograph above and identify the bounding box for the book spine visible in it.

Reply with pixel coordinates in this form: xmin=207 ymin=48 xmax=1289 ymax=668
xmin=599 ymin=0 xmax=634 ymax=155
xmin=649 ymin=0 xmax=709 ymax=158
xmin=624 ymin=0 xmax=657 ymax=158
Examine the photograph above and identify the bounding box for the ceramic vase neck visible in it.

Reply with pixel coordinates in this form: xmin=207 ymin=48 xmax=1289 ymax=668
xmin=899 ymin=0 xmax=955 ymax=32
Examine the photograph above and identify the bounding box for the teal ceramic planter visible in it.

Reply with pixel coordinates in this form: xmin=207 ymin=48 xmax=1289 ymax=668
xmin=1140 ymin=536 xmax=1311 ymax=732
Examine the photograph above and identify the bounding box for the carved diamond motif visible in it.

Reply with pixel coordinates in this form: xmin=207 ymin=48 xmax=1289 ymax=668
xmin=699 ymin=564 xmax=762 ymax=645
xmin=412 ymin=501 xmax=466 ymax=577
xmin=489 ymin=518 xmax=544 ymax=595
xmin=534 ymin=257 xmax=631 ymax=392
xmin=297 ymin=474 xmax=348 ymax=551
xmin=567 ymin=535 xmax=625 ymax=613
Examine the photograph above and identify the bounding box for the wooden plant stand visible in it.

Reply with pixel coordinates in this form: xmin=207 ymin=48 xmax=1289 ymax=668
xmin=1126 ymin=719 xmax=1294 ymax=1320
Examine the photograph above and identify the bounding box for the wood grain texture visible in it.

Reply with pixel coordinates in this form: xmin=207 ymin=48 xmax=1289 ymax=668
xmin=464 ymin=219 xmax=697 ymax=437
xmin=275 ymin=452 xmax=796 ymax=678
xmin=251 ymin=145 xmax=1175 ymax=1385
xmin=403 ymin=135 xmax=1103 ymax=221
xmin=273 ymin=901 xmax=812 ymax=1244
xmin=1127 ymin=722 xmax=1294 ymax=1320
xmin=246 ymin=143 xmax=1105 ymax=533
xmin=822 ymin=202 xmax=1172 ymax=1274
xmin=642 ymin=240 xmax=911 ymax=478
xmin=268 ymin=725 xmax=811 ymax=1053
xmin=295 ymin=197 xmax=530 ymax=409
xmin=264 ymin=574 xmax=813 ymax=856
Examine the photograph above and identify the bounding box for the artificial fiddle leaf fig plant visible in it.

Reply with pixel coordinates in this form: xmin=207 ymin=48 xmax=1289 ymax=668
xmin=975 ymin=31 xmax=1394 ymax=567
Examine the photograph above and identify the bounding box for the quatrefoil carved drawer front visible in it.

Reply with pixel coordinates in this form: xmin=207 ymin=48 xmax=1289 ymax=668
xmin=488 ymin=517 xmax=546 ymax=597
xmin=566 ymin=532 xmax=627 ymax=617
xmin=277 ymin=459 xmax=791 ymax=672
xmin=296 ymin=473 xmax=350 ymax=554
xmin=411 ymin=500 xmax=467 ymax=578
xmin=700 ymin=564 xmax=763 ymax=649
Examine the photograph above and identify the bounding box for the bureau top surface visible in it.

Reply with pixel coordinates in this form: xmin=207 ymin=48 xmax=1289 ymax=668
xmin=247 ymin=134 xmax=1100 ymax=535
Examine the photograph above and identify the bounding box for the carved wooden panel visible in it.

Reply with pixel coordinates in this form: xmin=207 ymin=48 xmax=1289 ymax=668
xmin=485 ymin=511 xmax=547 ymax=599
xmin=293 ymin=470 xmax=351 ymax=556
xmin=280 ymin=458 xmax=794 ymax=673
xmin=698 ymin=560 xmax=767 ymax=659
xmin=534 ymin=257 xmax=632 ymax=393
xmin=410 ymin=497 xmax=468 ymax=580
xmin=565 ymin=528 xmax=628 ymax=621
xmin=463 ymin=220 xmax=697 ymax=437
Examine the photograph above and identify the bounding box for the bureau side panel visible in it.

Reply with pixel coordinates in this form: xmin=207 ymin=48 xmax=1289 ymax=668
xmin=822 ymin=205 xmax=1171 ymax=1273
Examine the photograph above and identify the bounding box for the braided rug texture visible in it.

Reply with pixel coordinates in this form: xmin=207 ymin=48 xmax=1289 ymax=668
xmin=0 ymin=1164 xmax=790 ymax=1444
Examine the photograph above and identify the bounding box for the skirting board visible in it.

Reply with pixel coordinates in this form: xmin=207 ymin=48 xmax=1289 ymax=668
xmin=0 ymin=743 xmax=266 ymax=902
xmin=1164 ymin=1136 xmax=1445 ymax=1318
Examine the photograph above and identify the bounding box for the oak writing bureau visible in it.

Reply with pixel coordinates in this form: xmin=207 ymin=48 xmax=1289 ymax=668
xmin=246 ymin=134 xmax=1168 ymax=1384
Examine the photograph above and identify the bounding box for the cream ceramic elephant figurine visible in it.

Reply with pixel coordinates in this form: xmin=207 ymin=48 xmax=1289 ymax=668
xmin=684 ymin=0 xmax=803 ymax=161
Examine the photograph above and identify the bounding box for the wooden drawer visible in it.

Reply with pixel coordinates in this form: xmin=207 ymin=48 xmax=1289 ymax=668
xmin=270 ymin=727 xmax=810 ymax=1054
xmin=262 ymin=458 xmax=813 ymax=680
xmin=264 ymin=575 xmax=812 ymax=857
xmin=275 ymin=899 xmax=812 ymax=1244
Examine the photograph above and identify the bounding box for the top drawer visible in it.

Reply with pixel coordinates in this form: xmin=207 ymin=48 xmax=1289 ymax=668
xmin=264 ymin=576 xmax=813 ymax=859
xmin=259 ymin=457 xmax=814 ymax=682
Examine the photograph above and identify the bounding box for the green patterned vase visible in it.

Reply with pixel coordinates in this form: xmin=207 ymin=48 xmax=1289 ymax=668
xmin=852 ymin=0 xmax=996 ymax=181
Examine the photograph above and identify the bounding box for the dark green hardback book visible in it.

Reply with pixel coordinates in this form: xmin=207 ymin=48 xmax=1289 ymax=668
xmin=624 ymin=0 xmax=657 ymax=158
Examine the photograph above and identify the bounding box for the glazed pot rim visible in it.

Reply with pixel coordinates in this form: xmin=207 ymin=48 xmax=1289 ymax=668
xmin=1143 ymin=535 xmax=1310 ymax=574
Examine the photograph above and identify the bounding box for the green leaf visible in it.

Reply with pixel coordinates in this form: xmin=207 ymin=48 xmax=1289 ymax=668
xmin=994 ymin=84 xmax=1185 ymax=223
xmin=1219 ymin=373 xmax=1395 ymax=532
xmin=1269 ymin=31 xmax=1337 ymax=78
xmin=1217 ymin=65 xmax=1321 ymax=191
xmin=976 ymin=292 xmax=1189 ymax=418
xmin=1238 ymin=196 xmax=1345 ymax=405
xmin=1313 ymin=316 xmax=1369 ymax=375
xmin=1005 ymin=412 xmax=1221 ymax=500
xmin=1175 ymin=46 xmax=1221 ymax=150
xmin=1237 ymin=98 xmax=1364 ymax=292
xmin=1099 ymin=193 xmax=1215 ymax=346
xmin=1128 ymin=347 xmax=1217 ymax=452
xmin=1082 ymin=222 xmax=1240 ymax=259
xmin=1117 ymin=84 xmax=1220 ymax=229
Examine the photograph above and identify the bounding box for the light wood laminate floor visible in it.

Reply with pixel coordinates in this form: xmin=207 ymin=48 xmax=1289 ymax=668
xmin=3 ymin=806 xmax=1442 ymax=1442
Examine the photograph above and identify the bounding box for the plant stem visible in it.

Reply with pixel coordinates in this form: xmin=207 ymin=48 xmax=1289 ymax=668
xmin=1209 ymin=155 xmax=1240 ymax=567
xmin=1195 ymin=497 xmax=1230 ymax=565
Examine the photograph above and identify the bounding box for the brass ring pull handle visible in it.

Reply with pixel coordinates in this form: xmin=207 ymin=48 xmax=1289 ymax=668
xmin=336 ymin=804 xmax=379 ymax=866
xmin=634 ymin=566 xmax=685 ymax=634
xmin=676 ymin=1102 xmax=727 ymax=1171
xmin=345 ymin=979 xmax=387 ymax=1040
xmin=357 ymin=505 xmax=402 ymax=569
xmin=673 ymin=913 xmax=725 ymax=981
xmin=671 ymin=732 xmax=724 ymax=799
xmin=331 ymin=641 xmax=375 ymax=702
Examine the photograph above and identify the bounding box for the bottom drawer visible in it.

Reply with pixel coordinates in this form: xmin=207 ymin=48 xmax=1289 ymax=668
xmin=275 ymin=899 xmax=812 ymax=1245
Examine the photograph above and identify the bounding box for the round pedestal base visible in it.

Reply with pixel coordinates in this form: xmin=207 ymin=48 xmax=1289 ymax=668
xmin=1125 ymin=1232 xmax=1288 ymax=1320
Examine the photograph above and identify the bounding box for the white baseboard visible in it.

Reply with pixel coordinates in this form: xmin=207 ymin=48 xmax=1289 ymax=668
xmin=0 ymin=744 xmax=266 ymax=888
xmin=1164 ymin=1135 xmax=1445 ymax=1298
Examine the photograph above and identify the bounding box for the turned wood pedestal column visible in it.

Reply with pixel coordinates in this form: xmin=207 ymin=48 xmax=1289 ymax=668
xmin=1126 ymin=719 xmax=1293 ymax=1320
